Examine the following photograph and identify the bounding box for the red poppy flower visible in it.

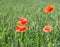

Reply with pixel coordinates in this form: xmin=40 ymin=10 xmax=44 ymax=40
xmin=45 ymin=5 xmax=55 ymax=14
xmin=16 ymin=25 xmax=28 ymax=32
xmin=18 ymin=17 xmax=28 ymax=25
xmin=43 ymin=25 xmax=53 ymax=32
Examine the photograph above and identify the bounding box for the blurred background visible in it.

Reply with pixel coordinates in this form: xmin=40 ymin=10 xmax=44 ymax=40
xmin=0 ymin=0 xmax=60 ymax=47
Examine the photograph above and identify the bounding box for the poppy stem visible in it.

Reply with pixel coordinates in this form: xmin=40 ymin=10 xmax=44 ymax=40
xmin=46 ymin=16 xmax=48 ymax=25
xmin=15 ymin=31 xmax=18 ymax=47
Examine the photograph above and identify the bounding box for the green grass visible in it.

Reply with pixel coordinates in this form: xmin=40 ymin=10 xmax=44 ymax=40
xmin=0 ymin=0 xmax=60 ymax=47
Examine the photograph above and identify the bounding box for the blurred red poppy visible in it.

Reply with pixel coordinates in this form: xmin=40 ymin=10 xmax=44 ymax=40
xmin=45 ymin=5 xmax=55 ymax=14
xmin=43 ymin=25 xmax=53 ymax=32
xmin=18 ymin=17 xmax=28 ymax=25
xmin=16 ymin=25 xmax=28 ymax=32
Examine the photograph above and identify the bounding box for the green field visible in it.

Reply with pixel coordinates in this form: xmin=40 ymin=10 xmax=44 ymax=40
xmin=0 ymin=0 xmax=60 ymax=47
